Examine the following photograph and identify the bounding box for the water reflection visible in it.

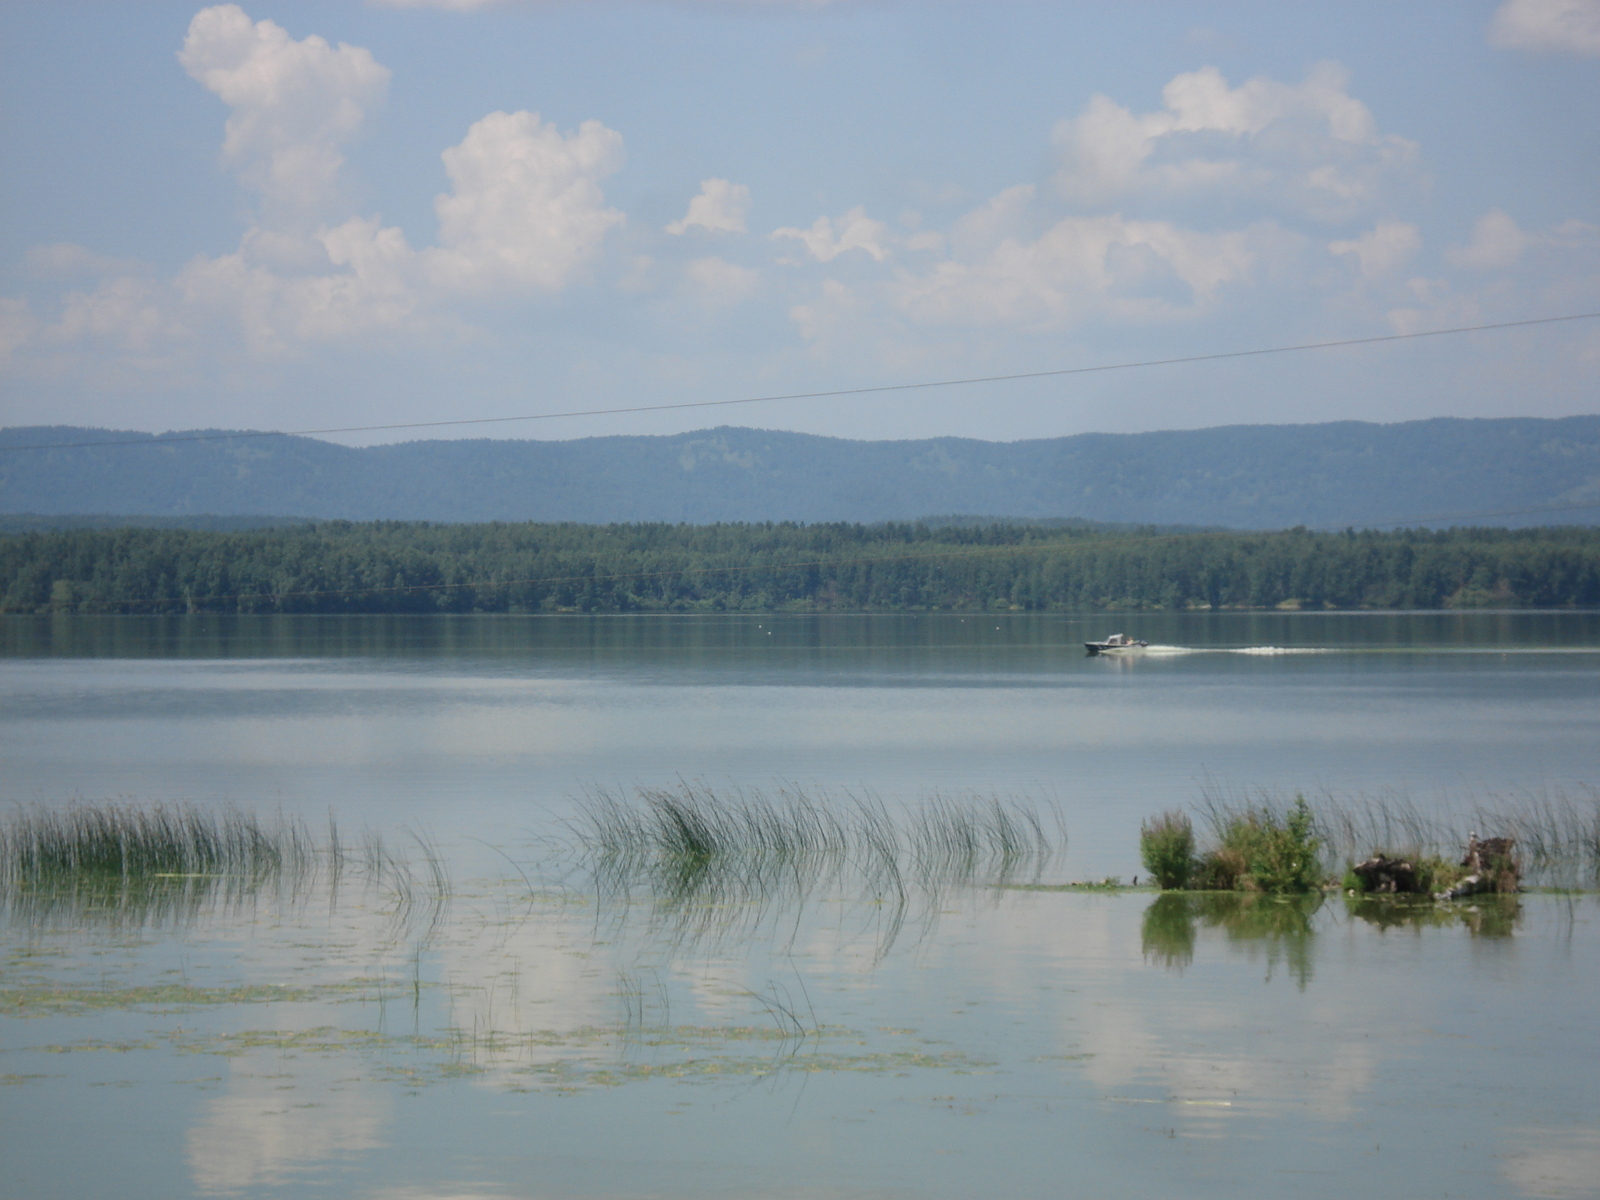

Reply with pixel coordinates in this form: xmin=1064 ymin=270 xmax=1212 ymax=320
xmin=1344 ymin=893 xmax=1523 ymax=937
xmin=1142 ymin=890 xmax=1528 ymax=985
xmin=1140 ymin=892 xmax=1323 ymax=986
xmin=185 ymin=1057 xmax=390 ymax=1196
xmin=7 ymin=609 xmax=1599 ymax=665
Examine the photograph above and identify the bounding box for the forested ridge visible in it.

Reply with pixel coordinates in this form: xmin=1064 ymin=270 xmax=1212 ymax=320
xmin=7 ymin=415 xmax=1600 ymax=529
xmin=4 ymin=521 xmax=1600 ymax=614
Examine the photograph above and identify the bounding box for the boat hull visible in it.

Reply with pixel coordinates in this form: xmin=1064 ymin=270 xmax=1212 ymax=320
xmin=1084 ymin=640 xmax=1149 ymax=655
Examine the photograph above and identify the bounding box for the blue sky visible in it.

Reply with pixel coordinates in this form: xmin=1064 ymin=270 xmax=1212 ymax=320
xmin=1 ymin=0 xmax=1597 ymax=445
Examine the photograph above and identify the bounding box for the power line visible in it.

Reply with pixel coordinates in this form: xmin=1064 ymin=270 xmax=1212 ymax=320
xmin=5 ymin=310 xmax=1598 ymax=455
xmin=45 ymin=498 xmax=1600 ymax=610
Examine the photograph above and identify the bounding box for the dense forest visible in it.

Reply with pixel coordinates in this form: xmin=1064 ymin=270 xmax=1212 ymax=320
xmin=4 ymin=521 xmax=1600 ymax=614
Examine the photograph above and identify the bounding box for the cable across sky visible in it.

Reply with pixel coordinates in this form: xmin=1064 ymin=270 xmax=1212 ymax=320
xmin=4 ymin=310 xmax=1598 ymax=454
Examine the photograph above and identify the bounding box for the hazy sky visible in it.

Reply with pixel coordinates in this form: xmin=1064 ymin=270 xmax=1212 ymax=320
xmin=1 ymin=0 xmax=1597 ymax=445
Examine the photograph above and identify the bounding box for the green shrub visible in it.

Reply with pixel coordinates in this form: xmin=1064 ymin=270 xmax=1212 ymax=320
xmin=1191 ymin=796 xmax=1324 ymax=893
xmin=1193 ymin=846 xmax=1250 ymax=890
xmin=1139 ymin=810 xmax=1196 ymax=889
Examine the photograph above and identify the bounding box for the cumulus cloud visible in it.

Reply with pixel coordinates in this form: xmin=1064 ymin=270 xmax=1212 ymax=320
xmin=2 ymin=10 xmax=629 ymax=372
xmin=424 ymin=110 xmax=625 ymax=292
xmin=772 ymin=206 xmax=890 ymax=262
xmin=52 ymin=277 xmax=181 ymax=352
xmin=1329 ymin=221 xmax=1421 ymax=278
xmin=179 ymin=5 xmax=390 ymax=221
xmin=1444 ymin=209 xmax=1529 ymax=270
xmin=683 ymin=256 xmax=760 ymax=304
xmin=666 ymin=178 xmax=751 ymax=235
xmin=175 ymin=216 xmax=421 ymax=355
xmin=1052 ymin=62 xmax=1417 ymax=221
xmin=1490 ymin=0 xmax=1600 ymax=54
xmin=892 ymin=211 xmax=1257 ymax=329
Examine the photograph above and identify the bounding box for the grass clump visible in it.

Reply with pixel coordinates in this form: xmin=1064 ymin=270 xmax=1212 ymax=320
xmin=1139 ymin=810 xmax=1195 ymax=890
xmin=573 ymin=782 xmax=1062 ymax=904
xmin=0 ymin=803 xmax=449 ymax=934
xmin=1219 ymin=796 xmax=1322 ymax=894
xmin=1143 ymin=794 xmax=1325 ymax=893
xmin=0 ymin=802 xmax=300 ymax=884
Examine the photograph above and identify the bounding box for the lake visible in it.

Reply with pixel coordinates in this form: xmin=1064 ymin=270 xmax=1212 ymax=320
xmin=2 ymin=612 xmax=1598 ymax=1199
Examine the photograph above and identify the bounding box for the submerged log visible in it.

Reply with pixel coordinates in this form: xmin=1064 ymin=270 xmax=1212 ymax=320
xmin=1435 ymin=834 xmax=1520 ymax=900
xmin=1351 ymin=854 xmax=1420 ymax=894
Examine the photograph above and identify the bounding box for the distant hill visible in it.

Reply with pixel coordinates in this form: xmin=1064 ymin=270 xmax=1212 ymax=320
xmin=3 ymin=417 xmax=1599 ymax=529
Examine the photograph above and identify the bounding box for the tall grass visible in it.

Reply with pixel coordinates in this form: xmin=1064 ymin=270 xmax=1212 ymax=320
xmin=0 ymin=802 xmax=301 ymax=884
xmin=571 ymin=783 xmax=1063 ymax=956
xmin=1199 ymin=785 xmax=1600 ymax=888
xmin=575 ymin=783 xmax=1061 ymax=896
xmin=0 ymin=802 xmax=451 ymax=931
xmin=1139 ymin=810 xmax=1195 ymax=890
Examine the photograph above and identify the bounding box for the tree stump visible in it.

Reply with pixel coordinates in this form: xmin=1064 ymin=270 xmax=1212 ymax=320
xmin=1351 ymin=854 xmax=1420 ymax=894
xmin=1435 ymin=834 xmax=1520 ymax=900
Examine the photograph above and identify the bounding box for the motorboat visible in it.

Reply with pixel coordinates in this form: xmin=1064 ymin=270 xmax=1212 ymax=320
xmin=1084 ymin=632 xmax=1148 ymax=655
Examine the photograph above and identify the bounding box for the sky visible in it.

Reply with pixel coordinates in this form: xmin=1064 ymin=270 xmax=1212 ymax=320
xmin=0 ymin=0 xmax=1597 ymax=446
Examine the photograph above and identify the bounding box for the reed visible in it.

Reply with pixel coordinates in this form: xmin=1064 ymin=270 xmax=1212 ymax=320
xmin=572 ymin=782 xmax=1063 ymax=906
xmin=0 ymin=802 xmax=299 ymax=883
xmin=1198 ymin=784 xmax=1600 ymax=888
xmin=0 ymin=802 xmax=451 ymax=932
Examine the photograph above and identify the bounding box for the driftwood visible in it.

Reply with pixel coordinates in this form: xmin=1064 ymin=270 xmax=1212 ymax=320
xmin=1351 ymin=854 xmax=1419 ymax=894
xmin=1435 ymin=834 xmax=1520 ymax=901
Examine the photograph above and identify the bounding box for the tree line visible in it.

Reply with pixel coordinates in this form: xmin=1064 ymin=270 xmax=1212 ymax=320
xmin=3 ymin=520 xmax=1600 ymax=614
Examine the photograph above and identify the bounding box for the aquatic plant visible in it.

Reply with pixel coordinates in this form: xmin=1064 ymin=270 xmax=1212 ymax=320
xmin=0 ymin=802 xmax=302 ymax=883
xmin=0 ymin=803 xmax=450 ymax=934
xmin=575 ymin=782 xmax=1060 ymax=888
xmin=571 ymin=782 xmax=1063 ymax=958
xmin=1192 ymin=795 xmax=1323 ymax=893
xmin=1231 ymin=784 xmax=1600 ymax=889
xmin=1138 ymin=810 xmax=1195 ymax=890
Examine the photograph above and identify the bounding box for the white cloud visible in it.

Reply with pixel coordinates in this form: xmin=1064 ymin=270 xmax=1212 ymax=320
xmin=1052 ymin=62 xmax=1417 ymax=221
xmin=772 ymin=206 xmax=889 ymax=262
xmin=179 ymin=5 xmax=390 ymax=222
xmin=684 ymin=256 xmax=759 ymax=304
xmin=7 ymin=11 xmax=628 ymax=368
xmin=1490 ymin=0 xmax=1600 ymax=54
xmin=947 ymin=184 xmax=1036 ymax=258
xmin=52 ymin=277 xmax=183 ymax=353
xmin=1445 ymin=209 xmax=1529 ymax=270
xmin=1329 ymin=221 xmax=1421 ymax=278
xmin=424 ymin=110 xmax=626 ymax=292
xmin=176 ymin=217 xmax=423 ymax=355
xmin=891 ymin=212 xmax=1257 ymax=329
xmin=666 ymin=178 xmax=751 ymax=235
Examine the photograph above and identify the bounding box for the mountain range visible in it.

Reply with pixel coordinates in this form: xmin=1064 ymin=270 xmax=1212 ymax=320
xmin=3 ymin=416 xmax=1599 ymax=529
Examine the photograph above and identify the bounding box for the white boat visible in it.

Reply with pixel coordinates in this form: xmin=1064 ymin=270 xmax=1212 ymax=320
xmin=1084 ymin=632 xmax=1148 ymax=655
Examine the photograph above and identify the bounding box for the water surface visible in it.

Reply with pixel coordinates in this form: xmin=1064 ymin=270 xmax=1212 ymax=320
xmin=2 ymin=612 xmax=1598 ymax=1199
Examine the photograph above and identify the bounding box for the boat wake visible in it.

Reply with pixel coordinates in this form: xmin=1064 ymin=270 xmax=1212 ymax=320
xmin=1225 ymin=645 xmax=1333 ymax=656
xmin=1118 ymin=644 xmax=1333 ymax=656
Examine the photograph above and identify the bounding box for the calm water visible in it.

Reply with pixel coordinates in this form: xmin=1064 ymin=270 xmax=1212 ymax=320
xmin=3 ymin=612 xmax=1599 ymax=1199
